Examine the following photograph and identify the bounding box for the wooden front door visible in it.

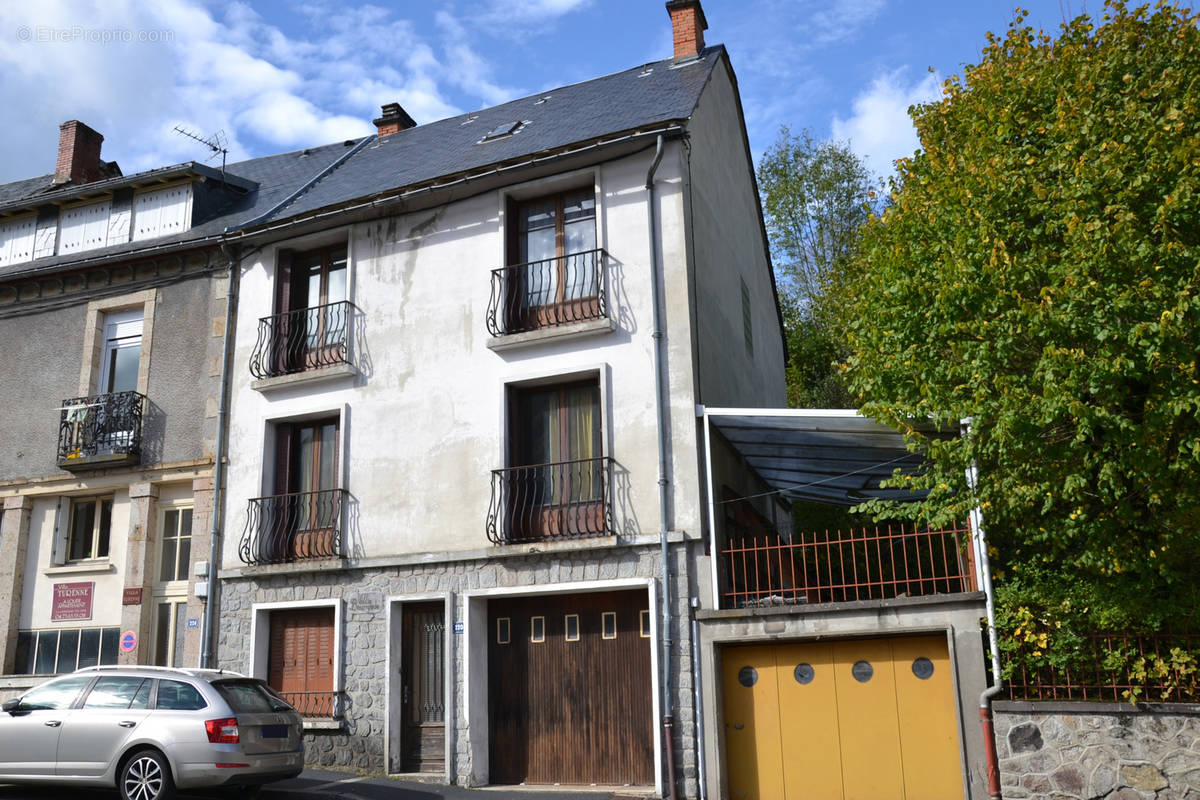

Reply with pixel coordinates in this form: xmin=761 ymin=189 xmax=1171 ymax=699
xmin=488 ymin=589 xmax=653 ymax=786
xmin=401 ymin=602 xmax=445 ymax=773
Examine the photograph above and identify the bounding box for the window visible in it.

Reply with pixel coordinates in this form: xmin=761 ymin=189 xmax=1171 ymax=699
xmin=98 ymin=309 xmax=143 ymax=394
xmin=13 ymin=627 xmax=120 ymax=675
xmin=530 ymin=616 xmax=546 ymax=643
xmin=503 ymin=187 xmax=600 ymax=331
xmin=601 ymin=611 xmax=617 ymax=640
xmin=154 ymin=600 xmax=188 ymax=668
xmin=158 ymin=507 xmax=193 ymax=582
xmin=12 ymin=675 xmax=93 ymax=711
xmin=565 ymin=614 xmax=580 ymax=642
xmin=132 ymin=184 xmax=190 ymax=242
xmin=272 ymin=417 xmax=340 ymax=559
xmin=68 ymin=497 xmax=112 ymax=561
xmin=506 ymin=379 xmax=605 ymax=538
xmin=82 ymin=676 xmax=151 ymax=709
xmin=268 ymin=607 xmax=335 ymax=717
xmin=270 ymin=244 xmax=349 ymax=375
xmin=496 ymin=617 xmax=511 ymax=645
xmin=156 ymin=679 xmax=207 ymax=711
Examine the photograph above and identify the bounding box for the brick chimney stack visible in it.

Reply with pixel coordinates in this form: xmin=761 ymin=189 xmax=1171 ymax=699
xmin=372 ymin=103 xmax=417 ymax=137
xmin=665 ymin=0 xmax=708 ymax=60
xmin=54 ymin=120 xmax=107 ymax=185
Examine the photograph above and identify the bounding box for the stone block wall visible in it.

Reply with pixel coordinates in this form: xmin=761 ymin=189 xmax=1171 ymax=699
xmin=218 ymin=539 xmax=699 ymax=796
xmin=994 ymin=700 xmax=1200 ymax=799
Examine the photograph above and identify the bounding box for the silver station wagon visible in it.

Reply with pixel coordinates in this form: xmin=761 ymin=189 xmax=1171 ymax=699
xmin=0 ymin=665 xmax=304 ymax=800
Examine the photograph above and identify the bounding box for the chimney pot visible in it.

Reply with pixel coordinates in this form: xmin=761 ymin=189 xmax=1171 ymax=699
xmin=665 ymin=0 xmax=708 ymax=60
xmin=54 ymin=120 xmax=106 ymax=186
xmin=373 ymin=102 xmax=417 ymax=137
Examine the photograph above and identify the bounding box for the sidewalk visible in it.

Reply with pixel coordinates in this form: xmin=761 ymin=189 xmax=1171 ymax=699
xmin=271 ymin=768 xmax=658 ymax=800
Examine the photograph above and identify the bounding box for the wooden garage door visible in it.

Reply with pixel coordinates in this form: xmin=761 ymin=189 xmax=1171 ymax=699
xmin=722 ymin=635 xmax=964 ymax=800
xmin=488 ymin=589 xmax=653 ymax=785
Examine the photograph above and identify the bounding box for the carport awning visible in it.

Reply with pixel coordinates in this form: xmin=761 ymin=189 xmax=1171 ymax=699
xmin=706 ymin=410 xmax=943 ymax=507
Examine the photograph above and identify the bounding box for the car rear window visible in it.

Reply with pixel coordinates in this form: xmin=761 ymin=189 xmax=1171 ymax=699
xmin=155 ymin=679 xmax=207 ymax=711
xmin=213 ymin=680 xmax=292 ymax=714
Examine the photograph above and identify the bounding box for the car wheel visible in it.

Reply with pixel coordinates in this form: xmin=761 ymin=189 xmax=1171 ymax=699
xmin=120 ymin=749 xmax=175 ymax=800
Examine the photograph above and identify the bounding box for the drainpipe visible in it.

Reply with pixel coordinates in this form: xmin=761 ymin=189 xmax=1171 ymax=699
xmin=963 ymin=420 xmax=1003 ymax=800
xmin=200 ymin=242 xmax=240 ymax=669
xmin=646 ymin=134 xmax=678 ymax=799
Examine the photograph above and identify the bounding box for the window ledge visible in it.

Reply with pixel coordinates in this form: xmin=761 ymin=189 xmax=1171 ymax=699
xmin=251 ymin=363 xmax=357 ymax=393
xmin=487 ymin=317 xmax=614 ymax=352
xmin=44 ymin=561 xmax=116 ymax=576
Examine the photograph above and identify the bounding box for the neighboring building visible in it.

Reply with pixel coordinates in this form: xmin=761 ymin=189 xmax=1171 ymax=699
xmin=0 ymin=3 xmax=996 ymax=798
xmin=0 ymin=121 xmax=229 ymax=692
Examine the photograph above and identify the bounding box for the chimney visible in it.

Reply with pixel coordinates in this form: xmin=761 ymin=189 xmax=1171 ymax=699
xmin=665 ymin=0 xmax=708 ymax=60
xmin=54 ymin=120 xmax=107 ymax=185
xmin=373 ymin=103 xmax=417 ymax=137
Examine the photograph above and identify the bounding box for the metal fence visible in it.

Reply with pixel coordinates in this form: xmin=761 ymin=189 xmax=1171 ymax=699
xmin=1004 ymin=631 xmax=1200 ymax=703
xmin=249 ymin=300 xmax=355 ymax=379
xmin=720 ymin=522 xmax=977 ymax=609
xmin=487 ymin=456 xmax=613 ymax=544
xmin=57 ymin=391 xmax=146 ymax=466
xmin=278 ymin=690 xmax=340 ymax=718
xmin=239 ymin=488 xmax=347 ymax=565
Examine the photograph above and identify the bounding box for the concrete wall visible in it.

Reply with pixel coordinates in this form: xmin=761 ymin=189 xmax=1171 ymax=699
xmin=683 ymin=56 xmax=787 ymax=411
xmin=223 ymin=147 xmax=710 ymax=566
xmin=994 ymin=701 xmax=1200 ymax=799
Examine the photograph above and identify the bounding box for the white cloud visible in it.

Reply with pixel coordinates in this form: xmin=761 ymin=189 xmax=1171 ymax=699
xmin=831 ymin=69 xmax=942 ymax=175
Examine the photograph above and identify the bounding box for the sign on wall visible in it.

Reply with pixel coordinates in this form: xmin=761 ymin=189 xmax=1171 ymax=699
xmin=51 ymin=581 xmax=94 ymax=621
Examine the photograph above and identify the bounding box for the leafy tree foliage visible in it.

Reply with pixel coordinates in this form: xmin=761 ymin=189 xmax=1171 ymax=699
xmin=838 ymin=2 xmax=1200 ymax=629
xmin=758 ymin=127 xmax=877 ymax=407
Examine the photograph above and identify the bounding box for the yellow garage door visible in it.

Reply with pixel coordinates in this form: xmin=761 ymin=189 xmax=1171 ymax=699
xmin=722 ymin=635 xmax=964 ymax=800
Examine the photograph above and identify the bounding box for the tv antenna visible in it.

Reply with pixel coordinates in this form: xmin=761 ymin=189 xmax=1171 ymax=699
xmin=173 ymin=126 xmax=228 ymax=177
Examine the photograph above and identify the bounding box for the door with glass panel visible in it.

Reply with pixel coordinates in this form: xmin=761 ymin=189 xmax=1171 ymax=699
xmin=510 ymin=188 xmax=598 ymax=330
xmin=154 ymin=506 xmax=193 ymax=667
xmin=273 ymin=418 xmax=339 ymax=559
xmin=508 ymin=381 xmax=603 ymax=538
xmin=275 ymin=245 xmax=348 ymax=374
xmin=400 ymin=602 xmax=445 ymax=773
xmin=95 ymin=309 xmax=142 ymax=452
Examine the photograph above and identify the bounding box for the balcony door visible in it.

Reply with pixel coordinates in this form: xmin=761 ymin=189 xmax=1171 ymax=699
xmin=274 ymin=245 xmax=348 ymax=373
xmin=94 ymin=309 xmax=142 ymax=453
xmin=507 ymin=188 xmax=598 ymax=330
xmin=508 ymin=380 xmax=603 ymax=538
xmin=273 ymin=417 xmax=339 ymax=559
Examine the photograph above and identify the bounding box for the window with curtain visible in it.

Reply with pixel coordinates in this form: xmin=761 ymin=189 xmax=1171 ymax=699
xmin=511 ymin=380 xmax=601 ymax=504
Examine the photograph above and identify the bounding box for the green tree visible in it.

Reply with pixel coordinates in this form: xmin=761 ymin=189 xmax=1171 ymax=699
xmin=758 ymin=128 xmax=878 ymax=407
xmin=838 ymin=1 xmax=1200 ymax=629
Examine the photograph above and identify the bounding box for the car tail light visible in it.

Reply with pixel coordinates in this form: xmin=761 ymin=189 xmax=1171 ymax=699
xmin=205 ymin=717 xmax=240 ymax=743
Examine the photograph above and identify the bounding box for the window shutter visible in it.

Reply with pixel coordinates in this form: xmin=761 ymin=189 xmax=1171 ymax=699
xmin=51 ymin=497 xmax=71 ymax=565
xmin=275 ymin=249 xmax=294 ymax=315
xmin=505 ymin=196 xmax=520 ymax=266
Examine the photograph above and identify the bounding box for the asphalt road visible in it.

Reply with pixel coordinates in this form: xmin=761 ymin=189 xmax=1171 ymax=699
xmin=0 ymin=768 xmax=652 ymax=800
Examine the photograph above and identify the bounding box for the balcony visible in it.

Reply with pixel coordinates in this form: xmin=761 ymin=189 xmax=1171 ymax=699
xmin=277 ymin=690 xmax=342 ymax=719
xmin=57 ymin=391 xmax=146 ymax=469
xmin=719 ymin=522 xmax=977 ymax=610
xmin=487 ymin=456 xmax=613 ymax=544
xmin=239 ymin=488 xmax=347 ymax=566
xmin=249 ymin=301 xmax=356 ymax=380
xmin=486 ymin=248 xmax=609 ymax=337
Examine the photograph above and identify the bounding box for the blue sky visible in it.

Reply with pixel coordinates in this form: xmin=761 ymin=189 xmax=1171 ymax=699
xmin=0 ymin=1 xmax=1076 ymax=185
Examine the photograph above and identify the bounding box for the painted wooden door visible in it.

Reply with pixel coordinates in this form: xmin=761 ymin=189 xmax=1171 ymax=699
xmin=488 ymin=589 xmax=653 ymax=785
xmin=401 ymin=602 xmax=445 ymax=773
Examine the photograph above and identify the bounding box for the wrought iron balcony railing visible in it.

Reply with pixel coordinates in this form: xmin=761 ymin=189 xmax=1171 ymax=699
xmin=249 ymin=300 xmax=356 ymax=379
xmin=487 ymin=456 xmax=613 ymax=544
xmin=239 ymin=488 xmax=347 ymax=565
xmin=276 ymin=690 xmax=342 ymax=718
xmin=486 ymin=248 xmax=608 ymax=336
xmin=57 ymin=391 xmax=146 ymax=469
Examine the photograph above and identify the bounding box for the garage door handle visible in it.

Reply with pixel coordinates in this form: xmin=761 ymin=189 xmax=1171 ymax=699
xmin=733 ymin=723 xmax=745 ymax=730
xmin=44 ymin=720 xmax=61 ymax=727
xmin=118 ymin=721 xmax=137 ymax=728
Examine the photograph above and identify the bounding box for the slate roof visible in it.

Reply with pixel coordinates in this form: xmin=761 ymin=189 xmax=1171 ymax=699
xmin=0 ymin=47 xmax=722 ymax=279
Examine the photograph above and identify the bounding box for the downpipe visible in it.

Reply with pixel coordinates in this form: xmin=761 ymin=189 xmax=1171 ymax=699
xmin=963 ymin=420 xmax=1003 ymax=800
xmin=646 ymin=134 xmax=678 ymax=798
xmin=201 ymin=242 xmax=240 ymax=668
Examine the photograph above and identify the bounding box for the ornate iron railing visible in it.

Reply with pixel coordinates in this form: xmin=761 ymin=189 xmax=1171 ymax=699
xmin=239 ymin=488 xmax=347 ymax=565
xmin=57 ymin=391 xmax=146 ymax=467
xmin=486 ymin=248 xmax=608 ymax=336
xmin=277 ymin=690 xmax=341 ymax=718
xmin=720 ymin=522 xmax=977 ymax=609
xmin=487 ymin=456 xmax=613 ymax=544
xmin=249 ymin=300 xmax=356 ymax=379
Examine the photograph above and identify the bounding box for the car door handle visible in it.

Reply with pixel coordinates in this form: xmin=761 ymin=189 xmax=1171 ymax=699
xmin=118 ymin=721 xmax=137 ymax=728
xmin=44 ymin=720 xmax=62 ymax=727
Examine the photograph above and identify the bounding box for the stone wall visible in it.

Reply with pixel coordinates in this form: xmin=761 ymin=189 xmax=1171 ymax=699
xmin=994 ymin=700 xmax=1200 ymax=799
xmin=218 ymin=540 xmax=699 ymax=796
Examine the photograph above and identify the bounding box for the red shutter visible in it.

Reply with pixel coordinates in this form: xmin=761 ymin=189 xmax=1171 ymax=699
xmin=267 ymin=608 xmax=334 ymax=695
